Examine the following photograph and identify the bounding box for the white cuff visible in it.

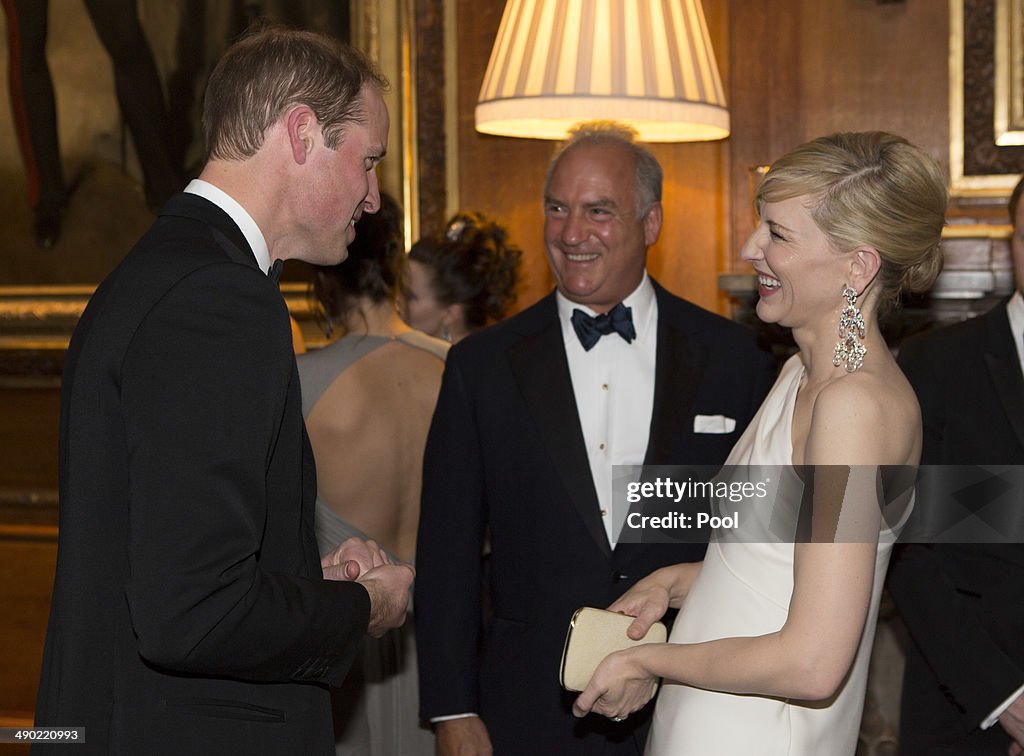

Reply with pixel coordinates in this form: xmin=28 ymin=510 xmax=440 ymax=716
xmin=981 ymin=682 xmax=1024 ymax=729
xmin=430 ymin=712 xmax=478 ymax=724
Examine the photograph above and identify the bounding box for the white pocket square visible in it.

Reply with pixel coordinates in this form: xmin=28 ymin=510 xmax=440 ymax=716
xmin=693 ymin=414 xmax=736 ymax=434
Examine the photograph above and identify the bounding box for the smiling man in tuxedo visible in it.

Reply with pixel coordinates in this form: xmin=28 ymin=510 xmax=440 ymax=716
xmin=415 ymin=122 xmax=777 ymax=755
xmin=34 ymin=29 xmax=413 ymax=755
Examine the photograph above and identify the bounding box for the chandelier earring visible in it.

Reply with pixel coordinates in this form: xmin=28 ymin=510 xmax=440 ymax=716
xmin=441 ymin=323 xmax=452 ymax=343
xmin=833 ymin=284 xmax=866 ymax=372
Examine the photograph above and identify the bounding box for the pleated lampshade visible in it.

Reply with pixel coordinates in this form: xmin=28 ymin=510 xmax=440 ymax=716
xmin=475 ymin=0 xmax=729 ymax=142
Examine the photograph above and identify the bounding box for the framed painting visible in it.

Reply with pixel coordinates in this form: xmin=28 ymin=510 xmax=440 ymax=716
xmin=950 ymin=0 xmax=1024 ymax=195
xmin=0 ymin=0 xmax=444 ymax=363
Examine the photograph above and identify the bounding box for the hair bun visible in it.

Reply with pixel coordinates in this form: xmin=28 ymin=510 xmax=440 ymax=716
xmin=899 ymin=242 xmax=944 ymax=294
xmin=410 ymin=212 xmax=523 ymax=330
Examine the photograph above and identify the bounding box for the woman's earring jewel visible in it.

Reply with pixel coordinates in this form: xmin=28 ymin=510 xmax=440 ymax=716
xmin=833 ymin=284 xmax=866 ymax=372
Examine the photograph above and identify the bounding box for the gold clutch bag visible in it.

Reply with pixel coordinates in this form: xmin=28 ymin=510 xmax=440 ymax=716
xmin=559 ymin=607 xmax=667 ymax=692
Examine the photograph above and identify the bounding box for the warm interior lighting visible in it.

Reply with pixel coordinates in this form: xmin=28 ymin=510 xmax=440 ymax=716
xmin=475 ymin=0 xmax=729 ymax=143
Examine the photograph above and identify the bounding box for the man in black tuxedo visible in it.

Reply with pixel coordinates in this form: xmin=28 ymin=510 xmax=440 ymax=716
xmin=415 ymin=123 xmax=777 ymax=755
xmin=34 ymin=29 xmax=413 ymax=755
xmin=888 ymin=176 xmax=1024 ymax=754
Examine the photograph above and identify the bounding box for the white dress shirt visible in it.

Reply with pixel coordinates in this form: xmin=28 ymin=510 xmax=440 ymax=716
xmin=557 ymin=274 xmax=657 ymax=548
xmin=184 ymin=179 xmax=270 ymax=274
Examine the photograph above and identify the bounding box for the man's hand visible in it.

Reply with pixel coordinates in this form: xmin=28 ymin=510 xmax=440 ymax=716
xmin=357 ymin=562 xmax=415 ymax=637
xmin=435 ymin=716 xmax=493 ymax=756
xmin=321 ymin=537 xmax=391 ymax=581
xmin=999 ymin=691 xmax=1024 ymax=754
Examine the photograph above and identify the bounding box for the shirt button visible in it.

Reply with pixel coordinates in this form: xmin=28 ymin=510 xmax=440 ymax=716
xmin=599 ymin=443 xmax=605 ymax=450
xmin=602 ymin=383 xmax=609 ymax=390
xmin=600 ymin=509 xmax=607 ymax=517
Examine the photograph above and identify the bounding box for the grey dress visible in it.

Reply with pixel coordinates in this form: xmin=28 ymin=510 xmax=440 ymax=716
xmin=299 ymin=331 xmax=446 ymax=756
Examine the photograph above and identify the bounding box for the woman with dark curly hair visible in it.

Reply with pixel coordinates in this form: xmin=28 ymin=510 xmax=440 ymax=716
xmin=403 ymin=211 xmax=522 ymax=342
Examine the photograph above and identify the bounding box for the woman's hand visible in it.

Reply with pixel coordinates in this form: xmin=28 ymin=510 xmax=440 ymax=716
xmin=608 ymin=563 xmax=698 ymax=639
xmin=572 ymin=647 xmax=659 ymax=721
xmin=608 ymin=578 xmax=670 ymax=641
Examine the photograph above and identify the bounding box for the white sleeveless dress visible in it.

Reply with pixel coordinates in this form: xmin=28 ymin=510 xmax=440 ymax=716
xmin=646 ymin=355 xmax=904 ymax=756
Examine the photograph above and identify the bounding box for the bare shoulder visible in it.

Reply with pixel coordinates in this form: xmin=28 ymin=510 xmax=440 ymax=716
xmin=808 ymin=362 xmax=920 ymax=465
xmin=823 ymin=360 xmax=918 ymax=421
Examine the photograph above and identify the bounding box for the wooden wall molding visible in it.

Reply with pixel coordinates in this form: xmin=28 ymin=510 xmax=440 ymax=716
xmin=0 ymin=284 xmax=327 ymax=376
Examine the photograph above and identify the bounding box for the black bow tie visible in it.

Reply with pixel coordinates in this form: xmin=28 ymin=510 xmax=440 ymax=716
xmin=268 ymin=259 xmax=283 ymax=285
xmin=571 ymin=303 xmax=636 ymax=351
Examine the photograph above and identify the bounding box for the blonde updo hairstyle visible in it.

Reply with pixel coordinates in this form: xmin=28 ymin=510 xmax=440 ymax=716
xmin=757 ymin=131 xmax=948 ymax=313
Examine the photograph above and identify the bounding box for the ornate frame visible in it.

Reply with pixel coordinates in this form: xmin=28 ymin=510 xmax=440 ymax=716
xmin=354 ymin=0 xmax=422 ymax=247
xmin=994 ymin=0 xmax=1024 ymax=144
xmin=950 ymin=0 xmax=1024 ymax=195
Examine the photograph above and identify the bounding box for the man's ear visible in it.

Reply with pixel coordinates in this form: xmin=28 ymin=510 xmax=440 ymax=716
xmin=286 ymin=106 xmax=317 ymax=164
xmin=848 ymin=245 xmax=882 ymax=293
xmin=642 ymin=202 xmax=663 ymax=247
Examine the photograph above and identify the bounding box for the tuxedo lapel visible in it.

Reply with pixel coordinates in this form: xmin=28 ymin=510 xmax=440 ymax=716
xmin=983 ymin=303 xmax=1024 ymax=453
xmin=644 ymin=289 xmax=707 ymax=465
xmin=507 ymin=298 xmax=611 ymax=557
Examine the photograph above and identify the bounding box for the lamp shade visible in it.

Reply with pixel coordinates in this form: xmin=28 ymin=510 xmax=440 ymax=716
xmin=475 ymin=0 xmax=729 ymax=142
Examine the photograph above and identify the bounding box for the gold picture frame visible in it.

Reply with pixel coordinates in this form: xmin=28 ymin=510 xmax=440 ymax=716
xmin=950 ymin=0 xmax=1024 ymax=195
xmin=995 ymin=0 xmax=1024 ymax=144
xmin=354 ymin=0 xmax=421 ymax=248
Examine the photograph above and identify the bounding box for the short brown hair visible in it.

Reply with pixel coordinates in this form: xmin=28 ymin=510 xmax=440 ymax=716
xmin=544 ymin=121 xmax=663 ymax=218
xmin=202 ymin=27 xmax=388 ymax=161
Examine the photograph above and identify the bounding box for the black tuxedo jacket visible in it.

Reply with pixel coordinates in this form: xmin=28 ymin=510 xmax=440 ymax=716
xmin=415 ymin=285 xmax=777 ymax=755
xmin=888 ymin=298 xmax=1024 ymax=755
xmin=34 ymin=194 xmax=370 ymax=755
